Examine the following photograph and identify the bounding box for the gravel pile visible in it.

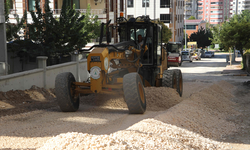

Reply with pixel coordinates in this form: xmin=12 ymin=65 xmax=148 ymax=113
xmin=155 ymin=80 xmax=240 ymax=139
xmin=39 ymin=119 xmax=229 ymax=150
xmin=38 ymin=81 xmax=238 ymax=149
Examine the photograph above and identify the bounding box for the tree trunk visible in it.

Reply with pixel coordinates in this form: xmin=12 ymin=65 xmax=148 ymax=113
xmin=241 ymin=49 xmax=246 ymax=70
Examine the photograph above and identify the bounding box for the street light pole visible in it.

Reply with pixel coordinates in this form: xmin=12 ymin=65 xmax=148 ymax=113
xmin=185 ymin=0 xmax=187 ymax=51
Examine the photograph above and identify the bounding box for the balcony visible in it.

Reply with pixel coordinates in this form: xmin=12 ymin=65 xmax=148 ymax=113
xmin=53 ymin=9 xmax=104 ymax=15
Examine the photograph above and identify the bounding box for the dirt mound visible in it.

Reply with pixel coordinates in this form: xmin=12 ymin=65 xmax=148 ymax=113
xmin=80 ymin=87 xmax=182 ymax=111
xmin=0 ymin=86 xmax=56 ymax=116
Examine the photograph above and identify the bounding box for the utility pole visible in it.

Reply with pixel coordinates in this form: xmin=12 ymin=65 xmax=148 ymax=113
xmin=185 ymin=0 xmax=187 ymax=51
xmin=0 ymin=1 xmax=8 ymax=76
xmin=233 ymin=0 xmax=238 ymax=62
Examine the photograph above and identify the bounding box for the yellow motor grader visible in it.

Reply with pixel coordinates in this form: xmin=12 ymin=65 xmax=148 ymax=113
xmin=55 ymin=16 xmax=183 ymax=114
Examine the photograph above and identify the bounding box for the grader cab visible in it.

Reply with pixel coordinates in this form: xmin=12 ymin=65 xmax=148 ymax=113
xmin=55 ymin=16 xmax=183 ymax=114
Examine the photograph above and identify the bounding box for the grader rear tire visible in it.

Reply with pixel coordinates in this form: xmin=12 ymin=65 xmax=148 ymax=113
xmin=55 ymin=72 xmax=79 ymax=112
xmin=173 ymin=69 xmax=183 ymax=97
xmin=162 ymin=70 xmax=177 ymax=89
xmin=123 ymin=73 xmax=146 ymax=114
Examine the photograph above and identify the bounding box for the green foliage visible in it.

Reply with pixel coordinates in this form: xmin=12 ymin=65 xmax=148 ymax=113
xmin=189 ymin=27 xmax=212 ymax=49
xmin=158 ymin=21 xmax=172 ymax=43
xmin=27 ymin=0 xmax=100 ymax=59
xmin=210 ymin=24 xmax=225 ymax=50
xmin=81 ymin=4 xmax=101 ymax=43
xmin=188 ymin=16 xmax=196 ymax=20
xmin=219 ymin=10 xmax=250 ymax=69
xmin=4 ymin=0 xmax=10 ymax=22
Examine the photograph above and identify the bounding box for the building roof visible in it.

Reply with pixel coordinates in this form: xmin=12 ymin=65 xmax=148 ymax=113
xmin=185 ymin=19 xmax=206 ymax=25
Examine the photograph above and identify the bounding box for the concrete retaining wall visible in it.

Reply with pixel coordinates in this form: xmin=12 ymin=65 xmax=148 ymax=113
xmin=0 ymin=55 xmax=89 ymax=92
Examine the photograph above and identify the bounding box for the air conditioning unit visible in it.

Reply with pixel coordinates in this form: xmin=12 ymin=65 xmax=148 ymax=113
xmin=94 ymin=0 xmax=102 ymax=3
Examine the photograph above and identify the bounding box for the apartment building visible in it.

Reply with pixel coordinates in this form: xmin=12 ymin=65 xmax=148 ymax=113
xmin=0 ymin=1 xmax=8 ymax=75
xmin=6 ymin=0 xmax=126 ymax=43
xmin=184 ymin=0 xmax=198 ymax=20
xmin=198 ymin=0 xmax=231 ymax=25
xmin=230 ymin=0 xmax=250 ymax=16
xmin=127 ymin=0 xmax=184 ymax=43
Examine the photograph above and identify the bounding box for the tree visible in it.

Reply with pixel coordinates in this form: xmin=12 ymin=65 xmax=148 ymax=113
xmin=80 ymin=4 xmax=101 ymax=43
xmin=188 ymin=16 xmax=196 ymax=20
xmin=219 ymin=11 xmax=250 ymax=69
xmin=27 ymin=0 xmax=100 ymax=64
xmin=158 ymin=21 xmax=172 ymax=43
xmin=189 ymin=27 xmax=212 ymax=49
xmin=210 ymin=24 xmax=225 ymax=50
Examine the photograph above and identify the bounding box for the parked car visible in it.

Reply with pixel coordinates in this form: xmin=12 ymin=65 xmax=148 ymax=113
xmin=211 ymin=52 xmax=215 ymax=57
xmin=204 ymin=52 xmax=213 ymax=58
xmin=181 ymin=51 xmax=194 ymax=62
xmin=236 ymin=50 xmax=240 ymax=54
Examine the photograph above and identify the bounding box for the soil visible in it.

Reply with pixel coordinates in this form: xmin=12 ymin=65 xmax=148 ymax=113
xmin=0 ymin=81 xmax=250 ymax=149
xmin=0 ymin=85 xmax=57 ymax=117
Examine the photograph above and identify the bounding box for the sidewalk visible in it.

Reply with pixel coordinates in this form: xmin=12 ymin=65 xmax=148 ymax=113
xmin=222 ymin=56 xmax=249 ymax=76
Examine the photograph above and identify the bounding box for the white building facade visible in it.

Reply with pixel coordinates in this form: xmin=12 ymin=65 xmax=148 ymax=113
xmin=127 ymin=0 xmax=184 ymax=43
xmin=185 ymin=0 xmax=198 ymax=19
xmin=230 ymin=0 xmax=250 ymax=16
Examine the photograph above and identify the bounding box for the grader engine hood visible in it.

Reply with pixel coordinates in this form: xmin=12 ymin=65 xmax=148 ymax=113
xmin=87 ymin=47 xmax=109 ymax=93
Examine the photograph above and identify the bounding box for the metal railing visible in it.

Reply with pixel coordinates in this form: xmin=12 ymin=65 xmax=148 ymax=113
xmin=52 ymin=9 xmax=104 ymax=15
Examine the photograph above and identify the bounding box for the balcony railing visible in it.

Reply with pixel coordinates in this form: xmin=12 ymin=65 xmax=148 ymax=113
xmin=9 ymin=9 xmax=17 ymax=15
xmin=53 ymin=9 xmax=104 ymax=15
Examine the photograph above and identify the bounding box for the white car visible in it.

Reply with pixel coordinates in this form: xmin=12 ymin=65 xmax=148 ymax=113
xmin=204 ymin=52 xmax=213 ymax=58
xmin=181 ymin=51 xmax=193 ymax=62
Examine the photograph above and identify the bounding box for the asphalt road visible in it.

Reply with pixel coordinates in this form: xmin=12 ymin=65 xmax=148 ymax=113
xmin=170 ymin=53 xmax=249 ymax=83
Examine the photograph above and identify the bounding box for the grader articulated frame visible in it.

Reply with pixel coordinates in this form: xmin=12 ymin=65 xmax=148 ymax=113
xmin=55 ymin=16 xmax=183 ymax=114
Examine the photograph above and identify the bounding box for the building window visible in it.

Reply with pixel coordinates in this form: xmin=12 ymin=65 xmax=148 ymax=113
xmin=127 ymin=0 xmax=133 ymax=7
xmin=110 ymin=0 xmax=113 ymax=12
xmin=160 ymin=14 xmax=170 ymax=23
xmin=160 ymin=0 xmax=170 ymax=8
xmin=210 ymin=10 xmax=222 ymax=13
xmin=142 ymin=0 xmax=149 ymax=7
xmin=120 ymin=0 xmax=124 ymax=11
xmin=184 ymin=25 xmax=196 ymax=29
xmin=60 ymin=0 xmax=80 ymax=9
xmin=28 ymin=0 xmax=36 ymax=11
xmin=73 ymin=0 xmax=80 ymax=9
xmin=211 ymin=2 xmax=223 ymax=5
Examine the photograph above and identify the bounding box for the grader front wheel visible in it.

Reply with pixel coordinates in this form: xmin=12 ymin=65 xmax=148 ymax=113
xmin=173 ymin=69 xmax=183 ymax=97
xmin=162 ymin=70 xmax=177 ymax=89
xmin=55 ymin=72 xmax=79 ymax=112
xmin=123 ymin=73 xmax=146 ymax=114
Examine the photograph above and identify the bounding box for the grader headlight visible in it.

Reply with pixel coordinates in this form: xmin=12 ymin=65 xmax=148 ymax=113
xmin=125 ymin=50 xmax=133 ymax=57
